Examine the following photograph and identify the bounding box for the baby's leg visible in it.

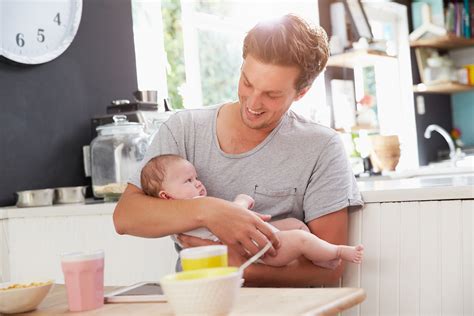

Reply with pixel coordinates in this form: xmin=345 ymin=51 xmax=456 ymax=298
xmin=262 ymin=230 xmax=364 ymax=268
xmin=272 ymin=219 xmax=363 ymax=264
xmin=270 ymin=217 xmax=310 ymax=232
xmin=261 ymin=230 xmax=311 ymax=267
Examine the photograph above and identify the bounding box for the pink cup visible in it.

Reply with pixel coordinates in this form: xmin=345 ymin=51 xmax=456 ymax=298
xmin=61 ymin=250 xmax=104 ymax=312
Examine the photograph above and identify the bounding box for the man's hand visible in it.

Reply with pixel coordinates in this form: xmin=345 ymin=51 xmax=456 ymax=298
xmin=201 ymin=197 xmax=280 ymax=257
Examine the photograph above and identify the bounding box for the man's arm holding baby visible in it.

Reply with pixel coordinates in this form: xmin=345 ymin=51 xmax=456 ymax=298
xmin=113 ymin=184 xmax=280 ymax=256
xmin=178 ymin=207 xmax=348 ymax=287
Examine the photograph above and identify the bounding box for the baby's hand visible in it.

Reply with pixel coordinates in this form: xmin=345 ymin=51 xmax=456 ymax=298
xmin=234 ymin=194 xmax=255 ymax=209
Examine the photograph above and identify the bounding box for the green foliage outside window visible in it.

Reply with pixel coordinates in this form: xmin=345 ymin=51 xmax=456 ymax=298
xmin=161 ymin=0 xmax=242 ymax=108
xmin=161 ymin=0 xmax=185 ymax=109
xmin=198 ymin=30 xmax=242 ymax=106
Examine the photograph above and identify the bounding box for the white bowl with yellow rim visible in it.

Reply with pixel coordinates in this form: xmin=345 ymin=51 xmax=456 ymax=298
xmin=160 ymin=267 xmax=242 ymax=316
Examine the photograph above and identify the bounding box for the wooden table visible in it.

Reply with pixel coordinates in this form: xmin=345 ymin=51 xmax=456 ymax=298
xmin=24 ymin=285 xmax=366 ymax=315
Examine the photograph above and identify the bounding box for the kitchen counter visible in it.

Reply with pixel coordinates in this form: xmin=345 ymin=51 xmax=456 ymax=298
xmin=25 ymin=285 xmax=366 ymax=315
xmin=358 ymin=173 xmax=474 ymax=203
xmin=1 ymin=173 xmax=473 ymax=219
xmin=0 ymin=200 xmax=116 ymax=220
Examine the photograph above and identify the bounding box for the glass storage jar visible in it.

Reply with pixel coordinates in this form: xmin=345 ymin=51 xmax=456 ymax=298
xmin=90 ymin=115 xmax=149 ymax=201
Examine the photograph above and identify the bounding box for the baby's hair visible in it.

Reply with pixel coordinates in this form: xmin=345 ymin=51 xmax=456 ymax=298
xmin=140 ymin=154 xmax=185 ymax=197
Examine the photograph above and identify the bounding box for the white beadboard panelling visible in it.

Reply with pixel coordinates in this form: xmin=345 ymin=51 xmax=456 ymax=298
xmin=342 ymin=208 xmax=363 ymax=316
xmin=7 ymin=215 xmax=177 ymax=286
xmin=0 ymin=219 xmax=10 ymax=282
xmin=463 ymin=200 xmax=474 ymax=316
xmin=344 ymin=208 xmax=362 ymax=287
xmin=399 ymin=202 xmax=420 ymax=316
xmin=379 ymin=202 xmax=401 ymax=316
xmin=360 ymin=203 xmax=381 ymax=316
xmin=340 ymin=199 xmax=473 ymax=316
xmin=419 ymin=201 xmax=442 ymax=316
xmin=440 ymin=201 xmax=463 ymax=316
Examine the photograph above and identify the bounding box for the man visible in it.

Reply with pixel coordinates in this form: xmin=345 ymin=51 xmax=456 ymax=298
xmin=113 ymin=14 xmax=363 ymax=287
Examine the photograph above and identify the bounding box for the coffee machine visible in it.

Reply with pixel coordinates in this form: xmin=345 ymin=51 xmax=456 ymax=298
xmin=91 ymin=91 xmax=174 ymax=138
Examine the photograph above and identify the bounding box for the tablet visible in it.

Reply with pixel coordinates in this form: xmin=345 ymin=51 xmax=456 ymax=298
xmin=104 ymin=282 xmax=166 ymax=303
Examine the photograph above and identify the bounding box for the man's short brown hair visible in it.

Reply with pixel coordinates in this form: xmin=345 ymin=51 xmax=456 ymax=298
xmin=140 ymin=154 xmax=184 ymax=197
xmin=242 ymin=14 xmax=329 ymax=91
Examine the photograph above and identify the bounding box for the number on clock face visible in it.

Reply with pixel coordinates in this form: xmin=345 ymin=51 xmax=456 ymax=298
xmin=0 ymin=0 xmax=82 ymax=64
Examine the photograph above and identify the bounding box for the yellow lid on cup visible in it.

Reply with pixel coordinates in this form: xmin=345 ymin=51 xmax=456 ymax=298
xmin=180 ymin=246 xmax=228 ymax=271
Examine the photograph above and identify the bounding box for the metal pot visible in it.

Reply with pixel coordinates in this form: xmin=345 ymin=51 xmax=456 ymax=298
xmin=54 ymin=186 xmax=87 ymax=204
xmin=16 ymin=189 xmax=54 ymax=208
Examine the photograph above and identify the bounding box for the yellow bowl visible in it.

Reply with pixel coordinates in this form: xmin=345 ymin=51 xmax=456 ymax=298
xmin=164 ymin=267 xmax=238 ymax=281
xmin=160 ymin=267 xmax=242 ymax=315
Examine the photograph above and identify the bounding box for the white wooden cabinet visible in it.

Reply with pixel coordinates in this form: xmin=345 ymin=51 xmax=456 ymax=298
xmin=1 ymin=175 xmax=473 ymax=316
xmin=0 ymin=204 xmax=177 ymax=286
xmin=343 ymin=199 xmax=474 ymax=316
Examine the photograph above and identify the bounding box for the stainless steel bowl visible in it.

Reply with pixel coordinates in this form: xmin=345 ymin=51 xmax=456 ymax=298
xmin=16 ymin=189 xmax=55 ymax=208
xmin=54 ymin=186 xmax=87 ymax=204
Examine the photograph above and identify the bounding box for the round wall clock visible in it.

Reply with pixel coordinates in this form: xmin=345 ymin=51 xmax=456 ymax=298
xmin=0 ymin=0 xmax=82 ymax=64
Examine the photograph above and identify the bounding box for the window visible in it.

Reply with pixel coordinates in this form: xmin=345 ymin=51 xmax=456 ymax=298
xmin=133 ymin=0 xmax=330 ymax=125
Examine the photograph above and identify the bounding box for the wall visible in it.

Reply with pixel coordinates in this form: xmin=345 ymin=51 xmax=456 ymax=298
xmin=450 ymin=47 xmax=474 ymax=148
xmin=0 ymin=0 xmax=138 ymax=206
xmin=452 ymin=92 xmax=474 ymax=146
xmin=413 ymin=94 xmax=453 ymax=165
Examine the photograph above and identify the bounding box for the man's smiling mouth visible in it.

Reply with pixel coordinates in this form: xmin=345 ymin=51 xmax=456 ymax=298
xmin=247 ymin=107 xmax=264 ymax=115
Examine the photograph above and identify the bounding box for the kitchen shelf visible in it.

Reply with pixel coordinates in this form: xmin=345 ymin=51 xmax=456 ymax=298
xmin=327 ymin=49 xmax=396 ymax=68
xmin=410 ymin=34 xmax=474 ymax=50
xmin=413 ymin=82 xmax=474 ymax=94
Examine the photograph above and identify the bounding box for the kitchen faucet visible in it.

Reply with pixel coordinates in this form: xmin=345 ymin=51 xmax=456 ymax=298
xmin=424 ymin=124 xmax=462 ymax=166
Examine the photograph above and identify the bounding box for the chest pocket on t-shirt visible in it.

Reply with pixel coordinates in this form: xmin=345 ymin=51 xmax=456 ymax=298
xmin=252 ymin=185 xmax=297 ymax=220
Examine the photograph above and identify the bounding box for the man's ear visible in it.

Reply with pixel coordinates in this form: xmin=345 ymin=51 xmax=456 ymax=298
xmin=295 ymin=86 xmax=311 ymax=101
xmin=159 ymin=191 xmax=171 ymax=199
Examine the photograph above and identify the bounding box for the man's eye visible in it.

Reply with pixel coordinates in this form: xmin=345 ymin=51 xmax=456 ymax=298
xmin=244 ymin=80 xmax=251 ymax=87
xmin=268 ymin=94 xmax=280 ymax=99
xmin=186 ymin=179 xmax=192 ymax=183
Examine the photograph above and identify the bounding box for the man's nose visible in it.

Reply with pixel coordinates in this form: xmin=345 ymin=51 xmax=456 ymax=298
xmin=195 ymin=180 xmax=202 ymax=187
xmin=247 ymin=91 xmax=261 ymax=108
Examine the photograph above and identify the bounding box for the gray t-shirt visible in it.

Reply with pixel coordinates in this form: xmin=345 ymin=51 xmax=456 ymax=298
xmin=129 ymin=104 xmax=363 ymax=223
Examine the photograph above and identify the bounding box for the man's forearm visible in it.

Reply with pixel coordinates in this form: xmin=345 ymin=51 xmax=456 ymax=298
xmin=243 ymin=258 xmax=344 ymax=287
xmin=113 ymin=184 xmax=208 ymax=238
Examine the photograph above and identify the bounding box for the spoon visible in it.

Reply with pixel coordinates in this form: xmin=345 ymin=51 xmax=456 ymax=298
xmin=239 ymin=242 xmax=272 ymax=273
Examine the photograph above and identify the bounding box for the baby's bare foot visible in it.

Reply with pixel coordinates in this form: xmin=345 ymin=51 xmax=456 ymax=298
xmin=313 ymin=258 xmax=342 ymax=270
xmin=338 ymin=244 xmax=364 ymax=264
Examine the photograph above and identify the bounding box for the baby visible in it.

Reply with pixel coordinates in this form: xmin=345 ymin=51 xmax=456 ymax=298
xmin=140 ymin=154 xmax=363 ymax=269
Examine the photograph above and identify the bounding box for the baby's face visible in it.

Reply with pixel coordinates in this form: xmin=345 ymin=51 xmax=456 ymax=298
xmin=162 ymin=160 xmax=207 ymax=199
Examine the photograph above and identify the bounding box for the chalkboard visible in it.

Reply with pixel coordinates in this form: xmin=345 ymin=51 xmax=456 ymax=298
xmin=0 ymin=0 xmax=138 ymax=206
